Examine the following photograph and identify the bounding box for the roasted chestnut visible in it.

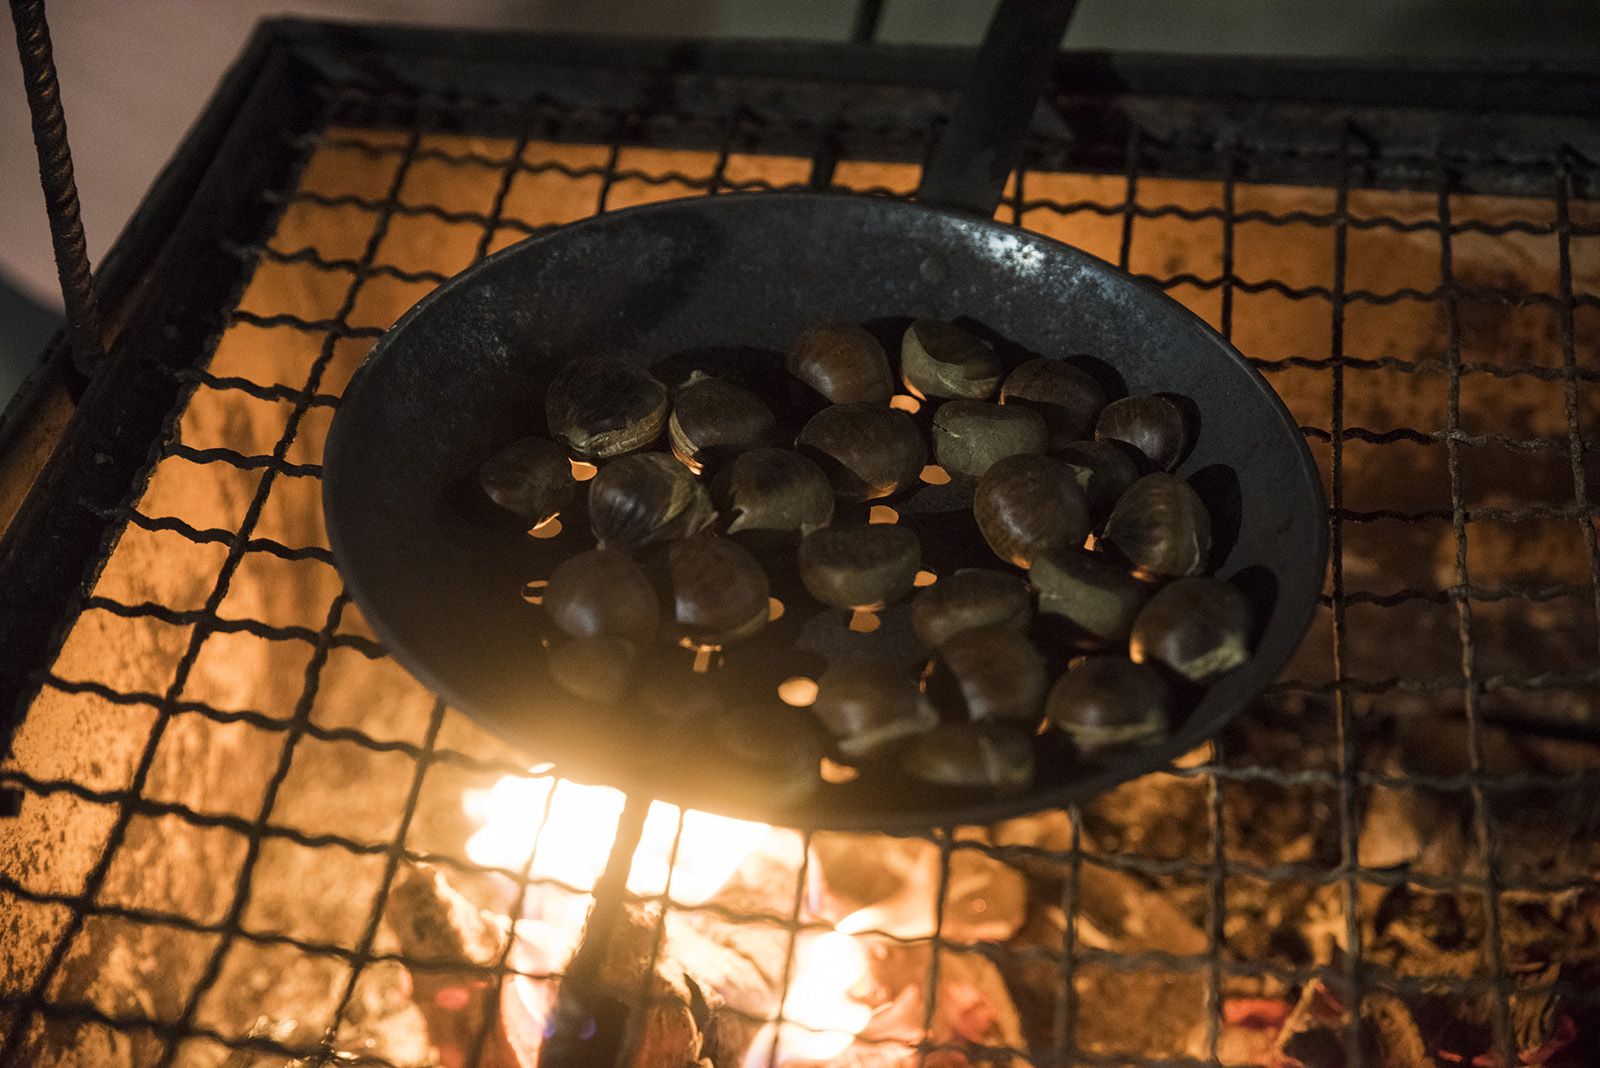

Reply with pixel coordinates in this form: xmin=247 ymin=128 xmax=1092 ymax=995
xmin=547 ymin=636 xmax=635 ymax=704
xmin=588 ymin=452 xmax=716 ymax=551
xmin=714 ymin=707 xmax=822 ymax=808
xmin=1030 ymin=546 xmax=1151 ymax=644
xmin=788 ymin=323 xmax=894 ymax=405
xmin=931 ymin=400 xmax=1048 ymax=482
xmin=543 ymin=548 xmax=660 ymax=642
xmin=1057 ymin=440 xmax=1140 ymax=523
xmin=810 ymin=660 xmax=937 ymax=760
xmin=668 ymin=372 xmax=777 ymax=469
xmin=1102 ymin=472 xmax=1211 ymax=577
xmin=1045 ymin=656 xmax=1171 ymax=754
xmin=901 ymin=722 xmax=1034 ymax=792
xmin=796 ymin=403 xmax=925 ymax=502
xmin=930 ymin=624 xmax=1049 ymax=724
xmin=798 ymin=524 xmax=921 ymax=608
xmin=1094 ymin=395 xmax=1189 ymax=471
xmin=665 ymin=534 xmax=770 ymax=644
xmin=478 ymin=436 xmax=575 ymax=526
xmin=1000 ymin=358 xmax=1107 ymax=449
xmin=900 ymin=319 xmax=1002 ymax=400
xmin=545 ymin=357 xmax=669 ymax=459
xmin=712 ymin=447 xmax=835 ymax=537
xmin=911 ymin=568 xmax=1032 ymax=650
xmin=1129 ymin=576 xmax=1252 ymax=682
xmin=973 ymin=454 xmax=1092 ymax=567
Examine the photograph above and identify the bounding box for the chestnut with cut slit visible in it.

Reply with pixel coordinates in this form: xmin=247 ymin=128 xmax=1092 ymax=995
xmin=1130 ymin=576 xmax=1253 ymax=681
xmin=1046 ymin=655 xmax=1172 ymax=755
xmin=1057 ymin=439 xmax=1140 ymax=524
xmin=1095 ymin=395 xmax=1189 ymax=471
xmin=712 ymin=447 xmax=834 ymax=537
xmin=930 ymin=624 xmax=1049 ymax=724
xmin=543 ymin=548 xmax=660 ymax=643
xmin=811 ymin=661 xmax=937 ymax=760
xmin=974 ymin=453 xmax=1092 ymax=567
xmin=798 ymin=524 xmax=921 ymax=608
xmin=665 ymin=534 xmax=771 ymax=645
xmin=588 ymin=452 xmax=716 ymax=551
xmin=932 ymin=400 xmax=1048 ymax=482
xmin=478 ymin=436 xmax=575 ymax=526
xmin=910 ymin=568 xmax=1032 ymax=649
xmin=1031 ymin=546 xmax=1152 ymax=644
xmin=796 ymin=403 xmax=926 ymax=502
xmin=901 ymin=722 xmax=1035 ymax=791
xmin=787 ymin=322 xmax=894 ymax=405
xmin=545 ymin=356 xmax=669 ymax=459
xmin=1102 ymin=472 xmax=1212 ymax=577
xmin=900 ymin=319 xmax=1002 ymax=400
xmin=667 ymin=373 xmax=777 ymax=468
xmin=1000 ymin=357 xmax=1107 ymax=448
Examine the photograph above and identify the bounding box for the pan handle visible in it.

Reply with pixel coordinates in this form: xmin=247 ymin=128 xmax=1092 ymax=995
xmin=915 ymin=0 xmax=1079 ymax=217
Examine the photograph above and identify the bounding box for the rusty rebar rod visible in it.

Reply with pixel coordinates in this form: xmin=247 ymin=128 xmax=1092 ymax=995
xmin=10 ymin=0 xmax=103 ymax=375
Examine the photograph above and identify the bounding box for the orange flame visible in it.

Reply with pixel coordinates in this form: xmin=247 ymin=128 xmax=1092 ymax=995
xmin=463 ymin=775 xmax=769 ymax=906
xmin=464 ymin=773 xmax=773 ymax=1064
xmin=464 ymin=774 xmax=880 ymax=1066
xmin=745 ymin=921 xmax=874 ymax=1068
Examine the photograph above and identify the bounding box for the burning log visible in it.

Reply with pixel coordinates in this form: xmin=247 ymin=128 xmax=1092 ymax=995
xmin=999 ymin=887 xmax=1207 ymax=1057
xmin=1210 ymin=998 xmax=1294 ymax=1065
xmin=216 ymin=1019 xmax=325 ymax=1067
xmin=1269 ymin=979 xmax=1356 ymax=1067
xmin=1366 ymin=885 xmax=1590 ymax=1067
xmin=384 ymin=864 xmax=522 ymax=1068
xmin=1266 ymin=980 xmax=1441 ymax=1068
xmin=860 ymin=944 xmax=1031 ymax=1066
xmin=506 ymin=898 xmax=764 ymax=1068
xmin=808 ymin=831 xmax=1028 ymax=944
xmin=666 ymin=831 xmax=1039 ymax=1068
xmin=530 ymin=901 xmax=710 ymax=1068
xmin=388 ymin=865 xmax=505 ymax=967
xmin=587 ymin=899 xmax=783 ymax=1068
xmin=335 ymin=959 xmax=440 ymax=1066
xmin=433 ymin=740 xmax=1600 ymax=1068
xmin=384 ymin=862 xmax=785 ymax=1067
xmin=1366 ymin=994 xmax=1436 ymax=1068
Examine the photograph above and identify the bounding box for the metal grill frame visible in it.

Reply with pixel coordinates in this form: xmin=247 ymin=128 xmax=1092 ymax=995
xmin=4 ymin=17 xmax=1600 ymax=1068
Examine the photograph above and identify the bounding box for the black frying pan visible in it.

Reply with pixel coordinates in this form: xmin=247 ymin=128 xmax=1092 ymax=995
xmin=322 ymin=2 xmax=1327 ymax=833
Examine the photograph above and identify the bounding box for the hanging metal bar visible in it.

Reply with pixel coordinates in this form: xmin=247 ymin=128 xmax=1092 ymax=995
xmin=9 ymin=0 xmax=104 ymax=376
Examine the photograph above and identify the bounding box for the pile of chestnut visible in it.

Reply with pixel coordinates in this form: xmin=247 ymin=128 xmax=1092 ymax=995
xmin=478 ymin=319 xmax=1253 ymax=801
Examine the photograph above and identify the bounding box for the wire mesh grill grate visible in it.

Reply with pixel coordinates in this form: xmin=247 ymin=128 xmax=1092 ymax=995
xmin=2 ymin=54 xmax=1600 ymax=1068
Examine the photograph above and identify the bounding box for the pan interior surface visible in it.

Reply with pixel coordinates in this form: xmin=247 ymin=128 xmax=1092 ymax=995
xmin=322 ymin=192 xmax=1325 ymax=832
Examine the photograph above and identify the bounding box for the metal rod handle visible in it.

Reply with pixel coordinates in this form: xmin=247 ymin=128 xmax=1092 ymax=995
xmin=916 ymin=0 xmax=1079 ymax=217
xmin=540 ymin=791 xmax=651 ymax=1068
xmin=10 ymin=0 xmax=104 ymax=376
xmin=850 ymin=0 xmax=885 ymax=44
